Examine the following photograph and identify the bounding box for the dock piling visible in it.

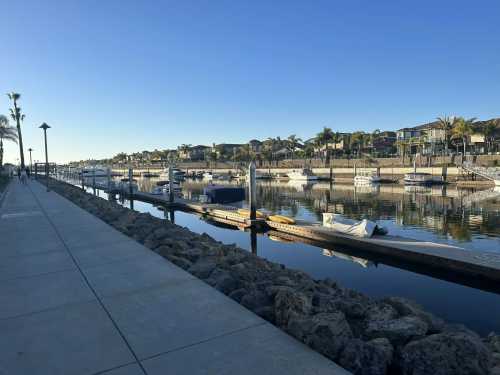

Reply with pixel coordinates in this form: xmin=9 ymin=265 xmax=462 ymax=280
xmin=92 ymin=168 xmax=96 ymax=195
xmin=168 ymin=166 xmax=174 ymax=203
xmin=249 ymin=161 xmax=257 ymax=221
xmin=128 ymin=168 xmax=133 ymax=196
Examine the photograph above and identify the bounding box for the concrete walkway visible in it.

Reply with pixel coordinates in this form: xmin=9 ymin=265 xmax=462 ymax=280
xmin=0 ymin=179 xmax=350 ymax=375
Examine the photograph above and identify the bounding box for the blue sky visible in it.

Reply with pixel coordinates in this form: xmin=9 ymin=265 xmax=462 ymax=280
xmin=1 ymin=0 xmax=499 ymax=163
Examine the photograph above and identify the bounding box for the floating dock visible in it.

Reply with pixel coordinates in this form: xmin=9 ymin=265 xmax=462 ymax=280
xmin=265 ymin=220 xmax=500 ymax=285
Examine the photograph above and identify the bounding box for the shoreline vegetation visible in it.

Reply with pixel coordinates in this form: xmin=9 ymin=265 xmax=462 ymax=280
xmin=44 ymin=177 xmax=500 ymax=375
xmin=70 ymin=117 xmax=500 ymax=169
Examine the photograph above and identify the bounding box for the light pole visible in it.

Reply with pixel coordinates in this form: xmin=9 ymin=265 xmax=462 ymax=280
xmin=28 ymin=148 xmax=34 ymax=176
xmin=39 ymin=123 xmax=51 ymax=191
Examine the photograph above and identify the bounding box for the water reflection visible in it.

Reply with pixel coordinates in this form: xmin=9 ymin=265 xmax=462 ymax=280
xmin=136 ymin=178 xmax=500 ymax=249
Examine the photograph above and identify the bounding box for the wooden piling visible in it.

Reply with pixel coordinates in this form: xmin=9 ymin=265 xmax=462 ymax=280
xmin=92 ymin=168 xmax=96 ymax=195
xmin=442 ymin=164 xmax=448 ymax=182
xmin=107 ymin=167 xmax=112 ymax=192
xmin=168 ymin=166 xmax=174 ymax=203
xmin=249 ymin=162 xmax=257 ymax=221
xmin=128 ymin=168 xmax=133 ymax=196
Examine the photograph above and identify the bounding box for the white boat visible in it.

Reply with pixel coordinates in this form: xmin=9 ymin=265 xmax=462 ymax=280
xmin=81 ymin=167 xmax=110 ymax=178
xmin=404 ymin=172 xmax=434 ymax=185
xmin=287 ymin=168 xmax=318 ymax=181
xmin=151 ymin=181 xmax=181 ymax=195
xmin=354 ymin=170 xmax=381 ymax=184
xmin=118 ymin=179 xmax=138 ymax=193
xmin=203 ymin=172 xmax=216 ymax=180
xmin=160 ymin=168 xmax=185 ymax=180
xmin=215 ymin=174 xmax=231 ymax=181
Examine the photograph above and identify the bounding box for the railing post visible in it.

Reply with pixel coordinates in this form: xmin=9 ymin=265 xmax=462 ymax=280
xmin=248 ymin=161 xmax=256 ymax=221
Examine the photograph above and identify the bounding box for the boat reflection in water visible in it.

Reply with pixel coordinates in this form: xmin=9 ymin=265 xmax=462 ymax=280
xmin=322 ymin=249 xmax=375 ymax=268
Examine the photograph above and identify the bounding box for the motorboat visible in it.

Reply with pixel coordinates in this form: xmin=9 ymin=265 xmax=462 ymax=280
xmin=215 ymin=174 xmax=231 ymax=181
xmin=141 ymin=171 xmax=159 ymax=178
xmin=203 ymin=171 xmax=219 ymax=180
xmin=287 ymin=168 xmax=318 ymax=181
xmin=404 ymin=172 xmax=434 ymax=185
xmin=159 ymin=168 xmax=186 ymax=181
xmin=118 ymin=178 xmax=138 ymax=193
xmin=81 ymin=167 xmax=110 ymax=178
xmin=151 ymin=180 xmax=181 ymax=195
xmin=255 ymin=171 xmax=273 ymax=179
xmin=354 ymin=170 xmax=381 ymax=184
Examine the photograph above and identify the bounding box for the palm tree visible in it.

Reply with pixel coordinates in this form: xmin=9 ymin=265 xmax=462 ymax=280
xmin=316 ymin=127 xmax=334 ymax=166
xmin=480 ymin=119 xmax=498 ymax=154
xmin=436 ymin=116 xmax=456 ymax=157
xmin=0 ymin=115 xmax=18 ymax=168
xmin=7 ymin=92 xmax=25 ymax=168
xmin=396 ymin=139 xmax=409 ymax=165
xmin=350 ymin=131 xmax=366 ymax=157
xmin=286 ymin=134 xmax=302 ymax=159
xmin=452 ymin=117 xmax=476 ymax=156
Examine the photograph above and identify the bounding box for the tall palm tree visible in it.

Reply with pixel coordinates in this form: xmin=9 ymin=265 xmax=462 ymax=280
xmin=480 ymin=119 xmax=498 ymax=153
xmin=7 ymin=92 xmax=25 ymax=168
xmin=0 ymin=115 xmax=18 ymax=168
xmin=452 ymin=117 xmax=476 ymax=156
xmin=436 ymin=116 xmax=456 ymax=157
xmin=316 ymin=127 xmax=334 ymax=165
xmin=286 ymin=134 xmax=302 ymax=159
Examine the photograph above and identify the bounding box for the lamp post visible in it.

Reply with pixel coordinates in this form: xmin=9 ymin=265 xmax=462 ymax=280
xmin=28 ymin=148 xmax=34 ymax=176
xmin=39 ymin=123 xmax=51 ymax=191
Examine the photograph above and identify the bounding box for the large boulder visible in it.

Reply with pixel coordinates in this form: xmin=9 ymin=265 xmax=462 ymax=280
xmin=486 ymin=332 xmax=500 ymax=353
xmin=338 ymin=338 xmax=393 ymax=375
xmin=365 ymin=316 xmax=428 ymax=345
xmin=382 ymin=297 xmax=445 ymax=333
xmin=303 ymin=312 xmax=354 ymax=360
xmin=188 ymin=258 xmax=218 ymax=279
xmin=399 ymin=331 xmax=492 ymax=375
xmin=274 ymin=290 xmax=312 ymax=327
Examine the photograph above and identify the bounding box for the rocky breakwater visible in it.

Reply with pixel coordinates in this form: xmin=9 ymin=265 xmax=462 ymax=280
xmin=48 ymin=178 xmax=500 ymax=375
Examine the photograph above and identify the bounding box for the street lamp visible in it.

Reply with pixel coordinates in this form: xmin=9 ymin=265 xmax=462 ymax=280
xmin=28 ymin=148 xmax=34 ymax=176
xmin=39 ymin=123 xmax=51 ymax=191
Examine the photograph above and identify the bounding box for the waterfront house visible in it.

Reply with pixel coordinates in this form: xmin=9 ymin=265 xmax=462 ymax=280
xmin=179 ymin=145 xmax=211 ymax=161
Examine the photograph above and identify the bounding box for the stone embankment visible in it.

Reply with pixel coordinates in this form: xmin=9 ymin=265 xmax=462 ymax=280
xmin=47 ymin=178 xmax=500 ymax=375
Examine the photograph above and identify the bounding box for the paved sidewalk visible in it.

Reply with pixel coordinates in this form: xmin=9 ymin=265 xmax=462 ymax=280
xmin=0 ymin=179 xmax=350 ymax=375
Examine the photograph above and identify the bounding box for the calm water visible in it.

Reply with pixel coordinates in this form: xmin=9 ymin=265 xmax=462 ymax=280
xmin=89 ymin=177 xmax=500 ymax=335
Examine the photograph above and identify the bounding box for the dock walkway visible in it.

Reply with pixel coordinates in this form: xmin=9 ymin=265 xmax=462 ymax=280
xmin=0 ymin=180 xmax=349 ymax=375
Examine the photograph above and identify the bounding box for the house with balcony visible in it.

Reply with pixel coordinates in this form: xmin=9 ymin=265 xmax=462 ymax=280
xmin=178 ymin=145 xmax=211 ymax=160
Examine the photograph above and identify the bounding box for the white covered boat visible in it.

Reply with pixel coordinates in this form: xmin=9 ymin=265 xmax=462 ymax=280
xmin=287 ymin=168 xmax=318 ymax=181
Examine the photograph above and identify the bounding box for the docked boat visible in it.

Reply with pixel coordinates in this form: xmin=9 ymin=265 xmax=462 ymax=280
xmin=354 ymin=170 xmax=381 ymax=184
xmin=141 ymin=171 xmax=159 ymax=178
xmin=118 ymin=178 xmax=138 ymax=193
xmin=287 ymin=168 xmax=318 ymax=181
xmin=159 ymin=168 xmax=186 ymax=181
xmin=151 ymin=180 xmax=181 ymax=195
xmin=255 ymin=171 xmax=272 ymax=179
xmin=203 ymin=172 xmax=217 ymax=181
xmin=404 ymin=172 xmax=434 ymax=185
xmin=81 ymin=167 xmax=110 ymax=178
